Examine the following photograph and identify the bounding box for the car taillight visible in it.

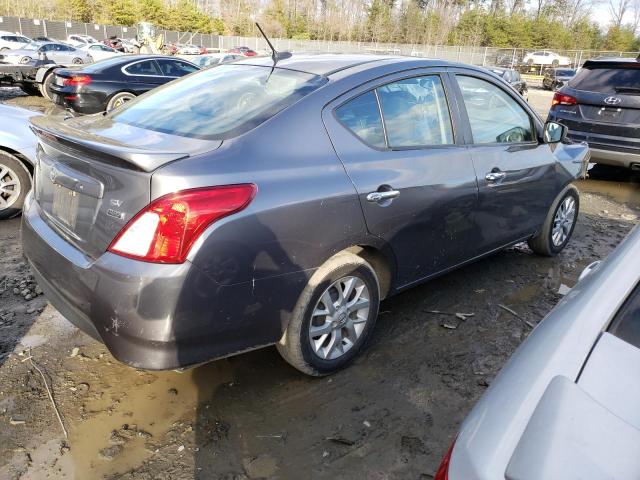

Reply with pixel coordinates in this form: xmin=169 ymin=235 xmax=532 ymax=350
xmin=551 ymin=92 xmax=577 ymax=106
xmin=62 ymin=75 xmax=92 ymax=87
xmin=434 ymin=437 xmax=457 ymax=480
xmin=108 ymin=184 xmax=257 ymax=264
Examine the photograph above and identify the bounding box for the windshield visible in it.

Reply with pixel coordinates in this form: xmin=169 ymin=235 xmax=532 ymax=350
xmin=555 ymin=69 xmax=576 ymax=76
xmin=569 ymin=64 xmax=640 ymax=94
xmin=111 ymin=64 xmax=327 ymax=140
xmin=23 ymin=43 xmax=39 ymax=50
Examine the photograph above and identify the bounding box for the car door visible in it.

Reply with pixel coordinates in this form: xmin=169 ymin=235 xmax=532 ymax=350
xmin=323 ymin=70 xmax=479 ymax=287
xmin=122 ymin=59 xmax=165 ymax=91
xmin=450 ymin=69 xmax=558 ymax=254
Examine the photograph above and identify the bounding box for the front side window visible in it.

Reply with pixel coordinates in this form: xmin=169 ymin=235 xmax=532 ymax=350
xmin=457 ymin=75 xmax=534 ymax=144
xmin=111 ymin=64 xmax=326 ymax=140
xmin=157 ymin=59 xmax=198 ymax=76
xmin=377 ymin=76 xmax=454 ymax=147
xmin=335 ymin=90 xmax=386 ymax=148
xmin=125 ymin=60 xmax=161 ymax=76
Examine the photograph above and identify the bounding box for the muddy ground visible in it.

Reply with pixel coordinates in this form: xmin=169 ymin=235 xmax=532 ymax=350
xmin=0 ymin=87 xmax=639 ymax=479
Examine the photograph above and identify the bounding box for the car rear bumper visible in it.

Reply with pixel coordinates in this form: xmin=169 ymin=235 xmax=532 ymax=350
xmin=50 ymin=86 xmax=104 ymax=114
xmin=21 ymin=194 xmax=304 ymax=369
xmin=588 ymin=148 xmax=640 ymax=168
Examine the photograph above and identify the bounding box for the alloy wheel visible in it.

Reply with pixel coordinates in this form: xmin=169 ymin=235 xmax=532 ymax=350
xmin=309 ymin=276 xmax=371 ymax=360
xmin=0 ymin=164 xmax=21 ymax=211
xmin=551 ymin=196 xmax=576 ymax=247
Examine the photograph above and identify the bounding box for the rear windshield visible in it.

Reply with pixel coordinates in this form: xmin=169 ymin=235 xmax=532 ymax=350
xmin=110 ymin=64 xmax=327 ymax=140
xmin=569 ymin=64 xmax=640 ymax=94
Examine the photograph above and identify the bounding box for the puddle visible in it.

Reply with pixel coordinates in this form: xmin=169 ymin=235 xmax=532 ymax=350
xmin=68 ymin=361 xmax=232 ymax=478
xmin=576 ymin=178 xmax=640 ymax=209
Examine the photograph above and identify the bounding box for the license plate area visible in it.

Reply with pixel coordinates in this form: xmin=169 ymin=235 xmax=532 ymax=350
xmin=598 ymin=107 xmax=622 ymax=121
xmin=52 ymin=185 xmax=80 ymax=230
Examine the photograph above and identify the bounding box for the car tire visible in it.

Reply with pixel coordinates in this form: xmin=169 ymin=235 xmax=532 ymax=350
xmin=106 ymin=92 xmax=136 ymax=112
xmin=0 ymin=152 xmax=31 ymax=220
xmin=552 ymin=59 xmax=559 ymax=67
xmin=277 ymin=252 xmax=380 ymax=376
xmin=528 ymin=185 xmax=579 ymax=256
xmin=72 ymin=57 xmax=83 ymax=65
xmin=40 ymin=72 xmax=55 ymax=101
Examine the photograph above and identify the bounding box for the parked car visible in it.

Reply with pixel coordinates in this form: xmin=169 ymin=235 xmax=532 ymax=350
xmin=81 ymin=43 xmax=124 ymax=62
xmin=23 ymin=55 xmax=589 ymax=376
xmin=190 ymin=52 xmax=244 ymax=68
xmin=0 ymin=41 xmax=92 ymax=65
xmin=435 ymin=223 xmax=640 ymax=480
xmin=548 ymin=57 xmax=640 ymax=170
xmin=176 ymin=44 xmax=200 ymax=55
xmin=542 ymin=67 xmax=577 ymax=90
xmin=120 ymin=38 xmax=140 ymax=53
xmin=486 ymin=67 xmax=528 ymax=99
xmin=49 ymin=54 xmax=199 ymax=113
xmin=104 ymin=36 xmax=125 ymax=52
xmin=229 ymin=46 xmax=258 ymax=56
xmin=197 ymin=45 xmax=207 ymax=54
xmin=523 ymin=50 xmax=570 ymax=67
xmin=66 ymin=34 xmax=99 ymax=47
xmin=0 ymin=31 xmax=31 ymax=51
xmin=32 ymin=36 xmax=58 ymax=43
xmin=0 ymin=104 xmax=39 ymax=219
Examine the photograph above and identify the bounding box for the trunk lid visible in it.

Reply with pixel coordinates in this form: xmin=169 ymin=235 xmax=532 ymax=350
xmin=30 ymin=114 xmax=221 ymax=258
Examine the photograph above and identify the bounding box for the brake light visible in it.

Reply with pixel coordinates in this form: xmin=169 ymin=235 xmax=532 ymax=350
xmin=62 ymin=75 xmax=92 ymax=87
xmin=551 ymin=92 xmax=577 ymax=106
xmin=434 ymin=437 xmax=457 ymax=480
xmin=108 ymin=184 xmax=257 ymax=264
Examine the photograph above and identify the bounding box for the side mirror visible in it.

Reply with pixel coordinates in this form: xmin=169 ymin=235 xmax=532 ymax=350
xmin=543 ymin=121 xmax=567 ymax=144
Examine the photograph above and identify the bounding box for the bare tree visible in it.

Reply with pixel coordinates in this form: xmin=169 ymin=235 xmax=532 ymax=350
xmin=609 ymin=0 xmax=630 ymax=27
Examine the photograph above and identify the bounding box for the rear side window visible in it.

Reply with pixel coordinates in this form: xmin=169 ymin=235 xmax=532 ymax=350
xmin=377 ymin=76 xmax=454 ymax=147
xmin=569 ymin=64 xmax=640 ymax=94
xmin=111 ymin=64 xmax=326 ymax=140
xmin=457 ymin=75 xmax=533 ymax=144
xmin=608 ymin=283 xmax=640 ymax=349
xmin=335 ymin=75 xmax=454 ymax=149
xmin=335 ymin=91 xmax=386 ymax=148
xmin=125 ymin=60 xmax=161 ymax=76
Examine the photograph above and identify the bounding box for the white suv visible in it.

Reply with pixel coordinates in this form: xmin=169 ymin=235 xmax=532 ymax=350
xmin=0 ymin=31 xmax=31 ymax=51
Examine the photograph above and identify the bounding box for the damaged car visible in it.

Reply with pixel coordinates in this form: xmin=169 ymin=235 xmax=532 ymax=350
xmin=22 ymin=54 xmax=590 ymax=375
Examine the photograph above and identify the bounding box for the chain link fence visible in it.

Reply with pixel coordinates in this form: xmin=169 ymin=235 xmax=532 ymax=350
xmin=219 ymin=35 xmax=639 ymax=70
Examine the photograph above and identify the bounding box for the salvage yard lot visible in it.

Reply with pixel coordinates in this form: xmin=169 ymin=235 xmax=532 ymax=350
xmin=0 ymin=87 xmax=639 ymax=479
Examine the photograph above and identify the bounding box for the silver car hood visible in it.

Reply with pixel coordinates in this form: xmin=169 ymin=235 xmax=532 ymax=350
xmin=449 ymin=224 xmax=640 ymax=479
xmin=30 ymin=114 xmax=222 ymax=172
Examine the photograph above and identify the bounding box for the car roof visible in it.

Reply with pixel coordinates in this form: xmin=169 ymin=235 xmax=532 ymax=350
xmin=587 ymin=56 xmax=640 ymax=64
xmin=237 ymin=53 xmax=481 ymax=77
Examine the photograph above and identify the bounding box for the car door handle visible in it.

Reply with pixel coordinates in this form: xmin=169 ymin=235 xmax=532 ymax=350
xmin=366 ymin=190 xmax=400 ymax=202
xmin=485 ymin=171 xmax=507 ymax=182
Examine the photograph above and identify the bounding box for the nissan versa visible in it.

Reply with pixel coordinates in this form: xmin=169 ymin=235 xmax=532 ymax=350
xmin=22 ymin=55 xmax=590 ymax=376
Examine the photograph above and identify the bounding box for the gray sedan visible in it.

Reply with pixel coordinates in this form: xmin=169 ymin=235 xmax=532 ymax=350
xmin=0 ymin=41 xmax=92 ymax=65
xmin=22 ymin=54 xmax=589 ymax=375
xmin=437 ymin=224 xmax=640 ymax=480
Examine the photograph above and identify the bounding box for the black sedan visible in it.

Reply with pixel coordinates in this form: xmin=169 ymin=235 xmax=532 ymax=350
xmin=542 ymin=67 xmax=577 ymax=90
xmin=487 ymin=67 xmax=528 ymax=99
xmin=49 ymin=55 xmax=200 ymax=114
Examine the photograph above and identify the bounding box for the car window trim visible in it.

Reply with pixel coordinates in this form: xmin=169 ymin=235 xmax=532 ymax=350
xmin=121 ymin=58 xmax=164 ymax=78
xmin=448 ymin=69 xmax=542 ymax=147
xmin=330 ymin=70 xmax=462 ymax=152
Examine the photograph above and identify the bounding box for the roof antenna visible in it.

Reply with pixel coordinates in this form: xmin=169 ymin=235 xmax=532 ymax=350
xmin=255 ymin=22 xmax=291 ymax=64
